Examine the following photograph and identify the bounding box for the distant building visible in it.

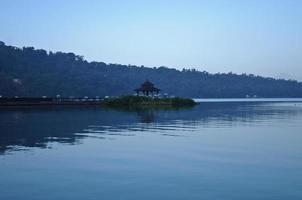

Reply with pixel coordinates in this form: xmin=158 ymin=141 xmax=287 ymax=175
xmin=134 ymin=80 xmax=160 ymax=96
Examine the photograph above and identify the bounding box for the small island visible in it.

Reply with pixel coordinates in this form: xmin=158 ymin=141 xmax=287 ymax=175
xmin=103 ymin=80 xmax=197 ymax=108
xmin=103 ymin=95 xmax=196 ymax=107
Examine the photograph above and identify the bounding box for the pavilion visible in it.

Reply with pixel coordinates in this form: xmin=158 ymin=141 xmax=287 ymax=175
xmin=134 ymin=80 xmax=160 ymax=96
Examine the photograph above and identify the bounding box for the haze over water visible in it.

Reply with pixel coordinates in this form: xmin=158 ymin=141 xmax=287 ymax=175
xmin=0 ymin=99 xmax=302 ymax=200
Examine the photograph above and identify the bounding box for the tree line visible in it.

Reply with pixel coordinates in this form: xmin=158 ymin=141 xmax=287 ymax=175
xmin=1 ymin=41 xmax=302 ymax=98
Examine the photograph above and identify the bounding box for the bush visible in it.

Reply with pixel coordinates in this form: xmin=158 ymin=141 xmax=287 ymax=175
xmin=103 ymin=96 xmax=196 ymax=107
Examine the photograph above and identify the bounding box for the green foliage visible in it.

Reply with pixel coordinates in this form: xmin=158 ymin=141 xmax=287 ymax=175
xmin=103 ymin=96 xmax=196 ymax=108
xmin=1 ymin=41 xmax=302 ymax=98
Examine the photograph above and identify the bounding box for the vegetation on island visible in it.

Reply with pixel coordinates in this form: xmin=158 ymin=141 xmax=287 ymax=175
xmin=103 ymin=96 xmax=197 ymax=108
xmin=1 ymin=41 xmax=302 ymax=98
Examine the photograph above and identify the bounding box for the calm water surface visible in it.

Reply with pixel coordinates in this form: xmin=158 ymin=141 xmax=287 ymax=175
xmin=1 ymin=100 xmax=302 ymax=200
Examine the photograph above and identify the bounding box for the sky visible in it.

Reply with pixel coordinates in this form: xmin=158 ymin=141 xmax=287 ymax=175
xmin=1 ymin=0 xmax=302 ymax=80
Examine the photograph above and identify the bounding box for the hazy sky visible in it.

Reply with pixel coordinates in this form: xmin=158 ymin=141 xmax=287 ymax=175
xmin=1 ymin=0 xmax=302 ymax=80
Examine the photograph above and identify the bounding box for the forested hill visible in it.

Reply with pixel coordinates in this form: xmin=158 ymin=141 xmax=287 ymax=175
xmin=1 ymin=41 xmax=302 ymax=98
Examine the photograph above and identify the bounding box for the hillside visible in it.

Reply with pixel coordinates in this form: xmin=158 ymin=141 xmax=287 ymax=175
xmin=1 ymin=41 xmax=302 ymax=98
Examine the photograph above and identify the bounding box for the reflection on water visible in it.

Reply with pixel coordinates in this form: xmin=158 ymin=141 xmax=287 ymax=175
xmin=1 ymin=101 xmax=302 ymax=154
xmin=1 ymin=100 xmax=302 ymax=200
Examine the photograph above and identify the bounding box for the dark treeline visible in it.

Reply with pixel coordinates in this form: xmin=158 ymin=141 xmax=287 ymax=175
xmin=1 ymin=41 xmax=302 ymax=98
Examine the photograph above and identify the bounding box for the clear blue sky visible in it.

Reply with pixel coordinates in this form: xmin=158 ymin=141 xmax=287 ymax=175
xmin=1 ymin=0 xmax=302 ymax=80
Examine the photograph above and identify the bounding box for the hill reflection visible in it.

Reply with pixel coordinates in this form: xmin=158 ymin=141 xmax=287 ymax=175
xmin=1 ymin=102 xmax=302 ymax=154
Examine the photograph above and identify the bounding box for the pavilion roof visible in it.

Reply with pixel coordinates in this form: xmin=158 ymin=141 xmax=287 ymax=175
xmin=134 ymin=80 xmax=160 ymax=92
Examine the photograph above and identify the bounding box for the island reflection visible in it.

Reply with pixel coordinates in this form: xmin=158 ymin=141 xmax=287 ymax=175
xmin=1 ymin=101 xmax=302 ymax=154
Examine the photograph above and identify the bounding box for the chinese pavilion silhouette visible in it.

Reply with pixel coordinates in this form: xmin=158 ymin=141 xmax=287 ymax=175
xmin=134 ymin=80 xmax=160 ymax=96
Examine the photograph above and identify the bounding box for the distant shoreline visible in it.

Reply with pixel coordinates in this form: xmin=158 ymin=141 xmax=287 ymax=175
xmin=1 ymin=97 xmax=302 ymax=107
xmin=194 ymin=98 xmax=302 ymax=103
xmin=0 ymin=96 xmax=197 ymax=107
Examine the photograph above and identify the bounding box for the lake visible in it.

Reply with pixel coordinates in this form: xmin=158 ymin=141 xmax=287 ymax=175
xmin=1 ymin=99 xmax=302 ymax=200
